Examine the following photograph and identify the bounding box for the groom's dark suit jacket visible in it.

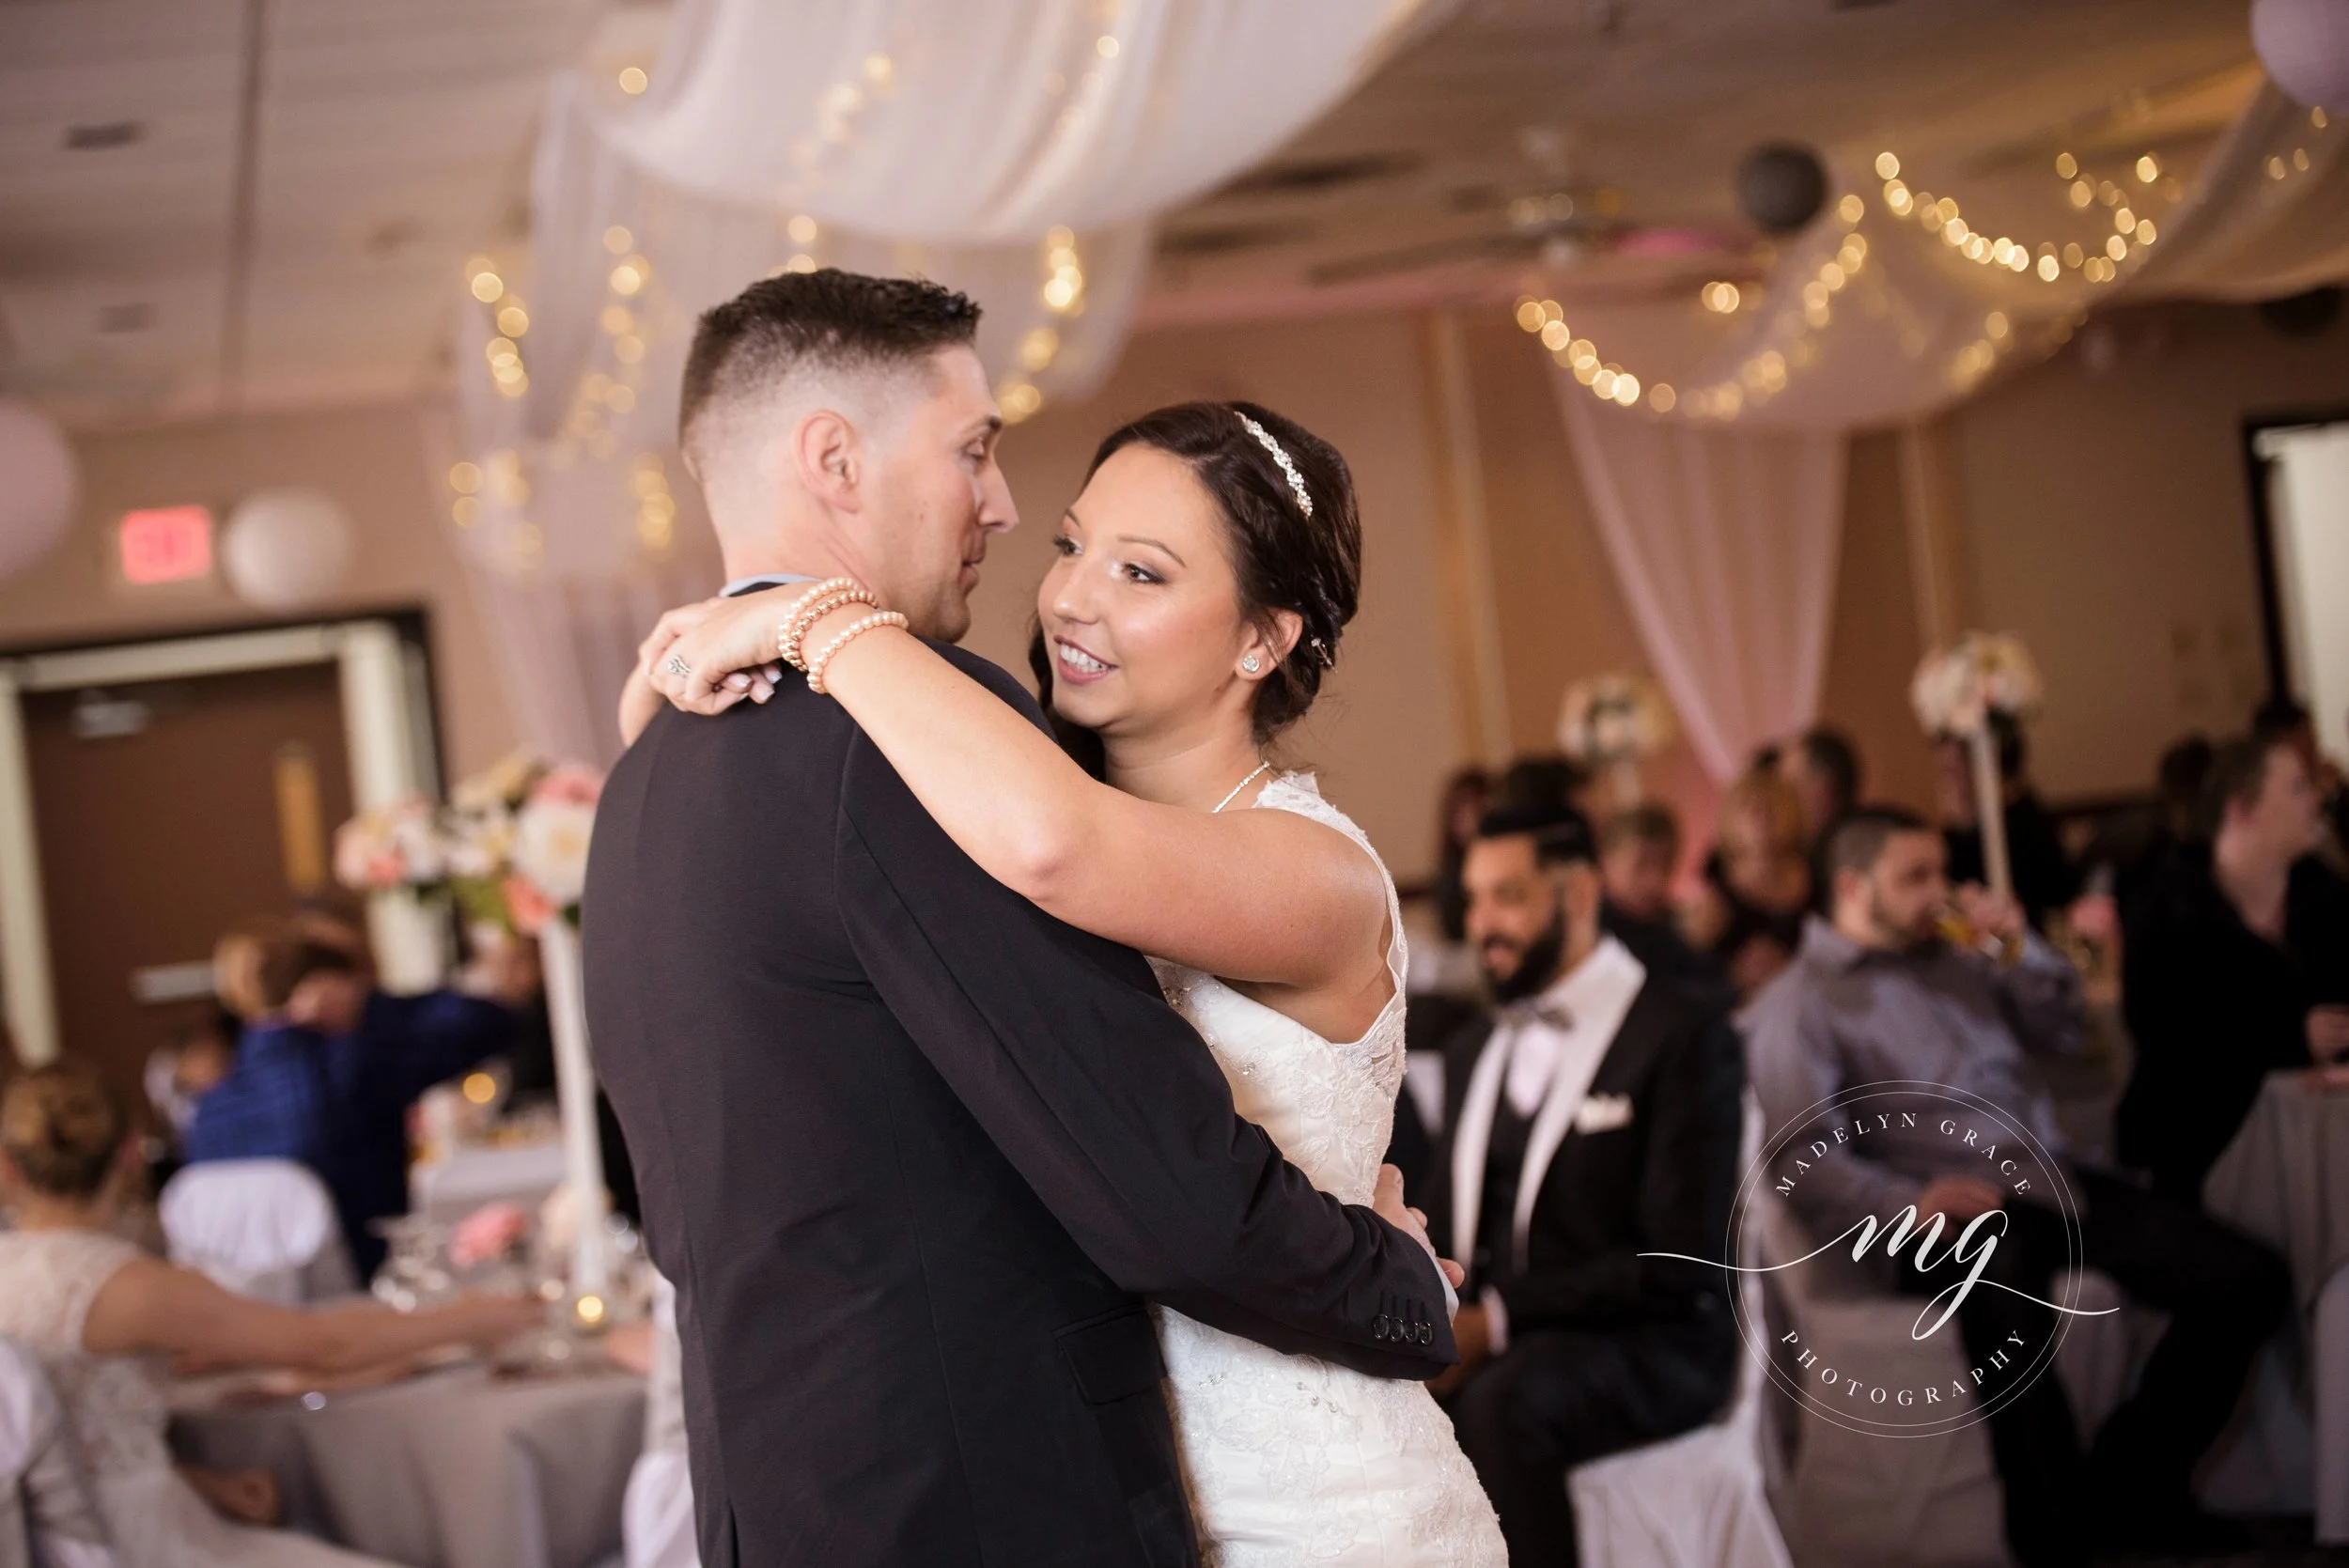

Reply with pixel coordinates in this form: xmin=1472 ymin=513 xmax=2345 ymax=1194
xmin=585 ymin=639 xmax=1453 ymax=1568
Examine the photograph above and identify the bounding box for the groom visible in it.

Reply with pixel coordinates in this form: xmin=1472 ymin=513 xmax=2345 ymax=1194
xmin=585 ymin=270 xmax=1457 ymax=1568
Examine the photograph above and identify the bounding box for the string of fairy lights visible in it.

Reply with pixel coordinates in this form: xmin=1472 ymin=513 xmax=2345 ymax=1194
xmin=1511 ymin=196 xmax=1876 ymax=419
xmin=1515 ymin=102 xmax=2336 ymax=418
xmin=443 ymin=43 xmax=1117 ymax=569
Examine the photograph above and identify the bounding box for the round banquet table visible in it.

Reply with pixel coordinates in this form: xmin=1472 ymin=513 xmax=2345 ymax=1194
xmin=170 ymin=1361 xmax=646 ymax=1568
xmin=2202 ymin=1067 xmax=2349 ymax=1543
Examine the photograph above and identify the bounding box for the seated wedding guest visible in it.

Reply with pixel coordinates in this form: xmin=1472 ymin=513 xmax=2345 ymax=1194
xmin=1935 ymin=712 xmax=2078 ymax=925
xmin=1429 ymin=804 xmax=1743 ymax=1568
xmin=186 ymin=919 xmax=535 ymax=1279
xmin=1597 ymin=804 xmax=1731 ymax=1010
xmin=0 ymin=1063 xmax=541 ymax=1568
xmin=1498 ymin=753 xmax=1597 ymax=820
xmin=1777 ymin=724 xmax=1861 ymax=848
xmin=2103 ymin=733 xmax=2214 ymax=928
xmin=1683 ymin=768 xmax=1812 ymax=1000
xmin=2255 ymin=695 xmax=2349 ymax=855
xmin=2118 ymin=732 xmax=2349 ymax=1200
xmin=144 ymin=1012 xmax=237 ymax=1149
xmin=1748 ymin=808 xmax=2288 ymax=1564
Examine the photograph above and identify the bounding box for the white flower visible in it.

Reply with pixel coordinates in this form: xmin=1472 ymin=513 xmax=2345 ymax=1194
xmin=1558 ymin=674 xmax=1677 ymax=762
xmin=333 ymin=795 xmax=446 ymax=891
xmin=512 ymin=797 xmax=597 ymax=908
xmin=443 ymin=805 xmax=517 ymax=879
xmin=1911 ymin=632 xmax=2043 ymax=737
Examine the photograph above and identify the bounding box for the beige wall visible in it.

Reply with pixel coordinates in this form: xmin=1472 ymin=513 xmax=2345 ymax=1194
xmin=1937 ymin=301 xmax=2349 ymax=800
xmin=8 ymin=295 xmax=2340 ymax=885
xmin=0 ymin=402 xmax=515 ymax=782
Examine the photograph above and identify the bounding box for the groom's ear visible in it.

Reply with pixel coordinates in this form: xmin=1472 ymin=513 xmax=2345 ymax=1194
xmin=793 ymin=408 xmax=864 ymax=514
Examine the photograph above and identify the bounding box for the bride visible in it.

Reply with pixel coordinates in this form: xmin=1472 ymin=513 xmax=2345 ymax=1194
xmin=627 ymin=399 xmax=1503 ymax=1565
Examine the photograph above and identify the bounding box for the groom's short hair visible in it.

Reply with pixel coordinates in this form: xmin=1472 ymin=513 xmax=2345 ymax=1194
xmin=679 ymin=269 xmax=982 ymax=474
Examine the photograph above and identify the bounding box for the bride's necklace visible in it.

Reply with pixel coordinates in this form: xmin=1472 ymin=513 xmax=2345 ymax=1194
xmin=1211 ymin=760 xmax=1274 ymax=814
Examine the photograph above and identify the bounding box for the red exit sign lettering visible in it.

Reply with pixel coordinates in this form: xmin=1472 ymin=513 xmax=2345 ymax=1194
xmin=117 ymin=505 xmax=214 ymax=585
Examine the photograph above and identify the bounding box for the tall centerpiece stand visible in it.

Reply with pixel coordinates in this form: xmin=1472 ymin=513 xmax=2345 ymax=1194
xmin=1909 ymin=632 xmax=2045 ymax=902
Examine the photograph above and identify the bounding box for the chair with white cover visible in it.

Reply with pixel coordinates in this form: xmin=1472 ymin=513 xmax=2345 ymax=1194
xmin=1563 ymin=1095 xmax=1796 ymax=1568
xmin=620 ymin=1274 xmax=698 ymax=1568
xmin=0 ymin=1337 xmax=116 ymax=1568
xmin=1751 ymin=1186 xmax=2163 ymax=1567
xmin=159 ymin=1160 xmax=358 ymax=1304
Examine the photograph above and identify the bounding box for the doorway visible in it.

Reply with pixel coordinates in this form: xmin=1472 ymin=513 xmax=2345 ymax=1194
xmin=0 ymin=617 xmax=447 ymax=1110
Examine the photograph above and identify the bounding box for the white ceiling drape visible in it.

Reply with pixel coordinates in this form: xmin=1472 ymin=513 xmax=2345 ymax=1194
xmin=1537 ymin=80 xmax=2343 ymax=788
xmin=449 ymin=0 xmax=1444 ymax=766
xmin=610 ymin=0 xmax=1436 ymax=244
xmin=1559 ymin=397 xmax=1847 ymax=784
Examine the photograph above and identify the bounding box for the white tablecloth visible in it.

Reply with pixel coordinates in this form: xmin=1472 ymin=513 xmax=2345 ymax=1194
xmin=172 ymin=1363 xmax=646 ymax=1568
xmin=410 ymin=1142 xmax=569 ymax=1225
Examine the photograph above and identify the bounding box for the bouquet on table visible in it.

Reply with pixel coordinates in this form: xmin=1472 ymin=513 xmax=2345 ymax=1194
xmin=334 ymin=753 xmax=603 ymax=934
xmin=1557 ymin=672 xmax=1677 ymax=808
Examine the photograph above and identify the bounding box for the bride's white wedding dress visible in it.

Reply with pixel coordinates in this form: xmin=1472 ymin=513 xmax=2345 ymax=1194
xmin=1150 ymin=772 xmax=1505 ymax=1566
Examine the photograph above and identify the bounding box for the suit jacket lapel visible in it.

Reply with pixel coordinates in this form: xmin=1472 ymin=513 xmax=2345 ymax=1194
xmin=1509 ymin=939 xmax=1648 ymax=1273
xmin=1450 ymin=1024 xmax=1514 ymax=1273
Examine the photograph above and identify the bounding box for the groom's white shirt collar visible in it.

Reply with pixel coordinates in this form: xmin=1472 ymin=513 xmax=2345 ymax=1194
xmin=723 ymin=572 xmax=817 ymax=597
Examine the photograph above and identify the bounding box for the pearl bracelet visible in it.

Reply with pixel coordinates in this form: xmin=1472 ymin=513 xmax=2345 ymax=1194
xmin=775 ymin=578 xmax=878 ymax=671
xmin=806 ymin=611 xmax=910 ymax=694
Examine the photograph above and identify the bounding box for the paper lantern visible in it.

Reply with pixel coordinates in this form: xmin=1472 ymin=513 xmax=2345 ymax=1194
xmin=0 ymin=400 xmax=80 ymax=586
xmin=222 ymin=487 xmax=356 ymax=609
xmin=1736 ymin=143 xmax=1828 ymax=236
xmin=2253 ymin=0 xmax=2349 ymax=112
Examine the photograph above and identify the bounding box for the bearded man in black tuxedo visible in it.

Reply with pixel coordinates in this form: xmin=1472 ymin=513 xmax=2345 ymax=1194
xmin=1427 ymin=805 xmax=1744 ymax=1568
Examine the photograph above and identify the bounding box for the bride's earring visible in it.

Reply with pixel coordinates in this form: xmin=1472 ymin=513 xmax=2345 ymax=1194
xmin=1240 ymin=654 xmax=1263 ymax=675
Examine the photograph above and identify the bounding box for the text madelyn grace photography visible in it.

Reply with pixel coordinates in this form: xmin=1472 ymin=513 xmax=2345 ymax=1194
xmin=1648 ymin=1080 xmax=2117 ymax=1440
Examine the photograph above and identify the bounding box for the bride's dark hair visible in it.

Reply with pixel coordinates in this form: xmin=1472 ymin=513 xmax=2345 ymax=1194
xmin=1027 ymin=400 xmax=1362 ymax=770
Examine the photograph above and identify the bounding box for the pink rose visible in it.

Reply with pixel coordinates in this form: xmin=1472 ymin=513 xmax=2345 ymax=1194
xmin=450 ymin=1201 xmax=531 ymax=1268
xmin=504 ymin=873 xmax=557 ymax=936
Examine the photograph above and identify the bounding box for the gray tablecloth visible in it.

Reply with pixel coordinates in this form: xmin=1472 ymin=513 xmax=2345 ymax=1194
xmin=171 ymin=1364 xmax=646 ymax=1568
xmin=2204 ymin=1069 xmax=2349 ymax=1312
xmin=2204 ymin=1067 xmax=2349 ymax=1543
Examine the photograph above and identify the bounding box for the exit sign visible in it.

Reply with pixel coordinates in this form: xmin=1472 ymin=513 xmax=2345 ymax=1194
xmin=117 ymin=505 xmax=213 ymax=585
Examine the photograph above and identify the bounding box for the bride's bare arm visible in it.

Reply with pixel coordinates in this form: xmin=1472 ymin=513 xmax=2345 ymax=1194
xmin=654 ymin=593 xmax=1392 ymax=1021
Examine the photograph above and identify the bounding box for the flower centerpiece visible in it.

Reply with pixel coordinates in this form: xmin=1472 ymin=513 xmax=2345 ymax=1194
xmin=331 ymin=753 xmax=603 ymax=934
xmin=1557 ymin=673 xmax=1678 ymax=808
xmin=1909 ymin=632 xmax=2043 ymax=900
xmin=1908 ymin=631 xmax=2043 ymax=739
xmin=333 ymin=753 xmax=613 ymax=1306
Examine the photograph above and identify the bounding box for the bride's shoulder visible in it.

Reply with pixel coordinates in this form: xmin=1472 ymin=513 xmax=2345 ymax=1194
xmin=1252 ymin=772 xmax=1383 ymax=870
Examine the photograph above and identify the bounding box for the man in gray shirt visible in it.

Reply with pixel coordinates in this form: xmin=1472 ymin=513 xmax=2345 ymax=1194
xmin=1747 ymin=807 xmax=2285 ymax=1566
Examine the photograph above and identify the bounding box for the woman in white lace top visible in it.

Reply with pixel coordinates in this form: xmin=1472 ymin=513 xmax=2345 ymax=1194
xmin=0 ymin=1064 xmax=545 ymax=1568
xmin=632 ymin=401 xmax=1505 ymax=1565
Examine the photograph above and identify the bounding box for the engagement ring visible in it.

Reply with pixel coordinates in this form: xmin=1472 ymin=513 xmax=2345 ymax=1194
xmin=664 ymin=654 xmax=692 ymax=678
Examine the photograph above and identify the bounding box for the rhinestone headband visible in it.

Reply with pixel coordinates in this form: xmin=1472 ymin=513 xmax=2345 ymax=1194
xmin=1234 ymin=411 xmax=1313 ymax=518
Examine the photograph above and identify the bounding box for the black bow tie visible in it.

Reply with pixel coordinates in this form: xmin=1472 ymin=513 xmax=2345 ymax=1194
xmin=1499 ymin=998 xmax=1576 ymax=1033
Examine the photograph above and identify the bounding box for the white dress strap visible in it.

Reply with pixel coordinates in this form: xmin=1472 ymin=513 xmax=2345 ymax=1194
xmin=1251 ymin=771 xmax=1408 ymax=995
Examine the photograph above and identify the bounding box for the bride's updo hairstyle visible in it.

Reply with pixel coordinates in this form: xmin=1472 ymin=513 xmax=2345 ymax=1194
xmin=0 ymin=1062 xmax=127 ymax=1202
xmin=1030 ymin=400 xmax=1362 ymax=749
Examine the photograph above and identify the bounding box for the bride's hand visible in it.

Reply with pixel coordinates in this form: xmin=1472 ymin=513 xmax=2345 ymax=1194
xmin=646 ymin=595 xmax=787 ymax=716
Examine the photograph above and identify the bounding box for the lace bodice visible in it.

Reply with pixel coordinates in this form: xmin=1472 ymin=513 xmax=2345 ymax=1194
xmin=1148 ymin=773 xmax=1504 ymax=1567
xmin=0 ymin=1229 xmax=173 ymax=1480
xmin=1146 ymin=772 xmax=1408 ymax=1207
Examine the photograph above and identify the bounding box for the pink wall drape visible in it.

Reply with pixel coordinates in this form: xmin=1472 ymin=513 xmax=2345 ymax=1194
xmin=1557 ymin=393 xmax=1848 ymax=783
